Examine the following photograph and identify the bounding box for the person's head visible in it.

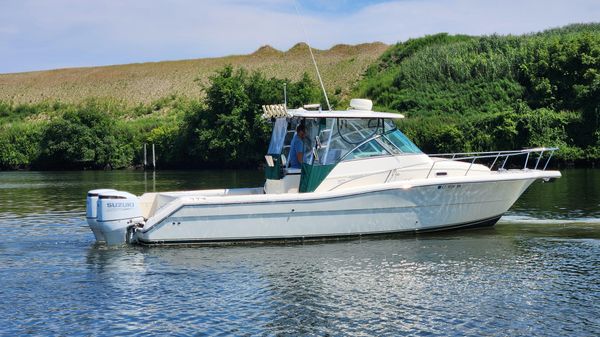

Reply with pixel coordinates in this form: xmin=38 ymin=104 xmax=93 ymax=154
xmin=296 ymin=124 xmax=306 ymax=139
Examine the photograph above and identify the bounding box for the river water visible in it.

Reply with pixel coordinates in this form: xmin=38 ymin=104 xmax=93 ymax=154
xmin=0 ymin=169 xmax=598 ymax=336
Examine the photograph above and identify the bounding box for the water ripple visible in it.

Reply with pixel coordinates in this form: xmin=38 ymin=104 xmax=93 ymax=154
xmin=1 ymin=170 xmax=599 ymax=336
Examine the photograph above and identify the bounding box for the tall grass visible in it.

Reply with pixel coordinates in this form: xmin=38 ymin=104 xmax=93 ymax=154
xmin=0 ymin=43 xmax=387 ymax=106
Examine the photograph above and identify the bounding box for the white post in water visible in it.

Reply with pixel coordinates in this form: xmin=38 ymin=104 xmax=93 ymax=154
xmin=283 ymin=83 xmax=287 ymax=108
xmin=152 ymin=144 xmax=156 ymax=170
xmin=143 ymin=143 xmax=147 ymax=169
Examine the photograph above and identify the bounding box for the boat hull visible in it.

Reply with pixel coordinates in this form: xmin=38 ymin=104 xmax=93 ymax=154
xmin=134 ymin=177 xmax=535 ymax=245
xmin=136 ymin=215 xmax=501 ymax=245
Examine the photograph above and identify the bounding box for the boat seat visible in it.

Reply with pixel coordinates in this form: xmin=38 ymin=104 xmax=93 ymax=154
xmin=285 ymin=168 xmax=301 ymax=175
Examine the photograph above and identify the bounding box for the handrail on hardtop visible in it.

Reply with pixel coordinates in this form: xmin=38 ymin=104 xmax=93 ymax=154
xmin=426 ymin=147 xmax=558 ymax=178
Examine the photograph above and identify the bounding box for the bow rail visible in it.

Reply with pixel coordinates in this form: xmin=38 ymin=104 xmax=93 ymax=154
xmin=426 ymin=147 xmax=558 ymax=178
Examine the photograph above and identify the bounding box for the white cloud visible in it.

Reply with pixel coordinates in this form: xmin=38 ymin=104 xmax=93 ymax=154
xmin=0 ymin=0 xmax=598 ymax=73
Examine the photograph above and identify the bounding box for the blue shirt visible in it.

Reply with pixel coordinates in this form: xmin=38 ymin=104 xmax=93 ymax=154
xmin=288 ymin=134 xmax=304 ymax=169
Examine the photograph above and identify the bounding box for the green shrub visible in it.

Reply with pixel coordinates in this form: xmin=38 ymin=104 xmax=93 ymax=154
xmin=37 ymin=101 xmax=135 ymax=169
xmin=0 ymin=122 xmax=44 ymax=169
xmin=358 ymin=23 xmax=600 ymax=163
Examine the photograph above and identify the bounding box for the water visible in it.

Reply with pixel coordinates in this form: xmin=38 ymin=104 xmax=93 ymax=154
xmin=0 ymin=169 xmax=599 ymax=336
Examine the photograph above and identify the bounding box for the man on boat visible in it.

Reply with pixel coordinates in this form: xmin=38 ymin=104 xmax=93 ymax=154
xmin=288 ymin=124 xmax=306 ymax=169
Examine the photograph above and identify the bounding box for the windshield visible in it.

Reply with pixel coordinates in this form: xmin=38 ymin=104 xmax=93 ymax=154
xmin=306 ymin=118 xmax=421 ymax=165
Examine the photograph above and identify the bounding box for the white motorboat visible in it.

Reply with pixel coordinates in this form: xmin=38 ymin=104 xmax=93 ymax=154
xmin=86 ymin=99 xmax=561 ymax=245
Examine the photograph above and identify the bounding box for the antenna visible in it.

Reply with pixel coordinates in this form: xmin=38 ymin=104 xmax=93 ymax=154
xmin=292 ymin=1 xmax=332 ymax=111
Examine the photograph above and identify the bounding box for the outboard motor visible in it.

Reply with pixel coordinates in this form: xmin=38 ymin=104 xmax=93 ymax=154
xmin=86 ymin=189 xmax=116 ymax=242
xmin=96 ymin=191 xmax=144 ymax=245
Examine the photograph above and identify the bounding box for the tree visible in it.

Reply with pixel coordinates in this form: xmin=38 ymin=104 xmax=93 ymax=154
xmin=183 ymin=66 xmax=322 ymax=167
xmin=38 ymin=101 xmax=134 ymax=169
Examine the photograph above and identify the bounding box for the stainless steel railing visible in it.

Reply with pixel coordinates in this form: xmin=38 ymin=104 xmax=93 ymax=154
xmin=426 ymin=147 xmax=558 ymax=178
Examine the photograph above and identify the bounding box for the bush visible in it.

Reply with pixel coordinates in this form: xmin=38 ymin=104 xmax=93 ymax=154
xmin=0 ymin=122 xmax=44 ymax=169
xmin=37 ymin=100 xmax=135 ymax=169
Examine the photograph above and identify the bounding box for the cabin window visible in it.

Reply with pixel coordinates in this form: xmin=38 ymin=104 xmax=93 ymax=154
xmin=302 ymin=117 xmax=422 ymax=165
xmin=337 ymin=118 xmax=380 ymax=144
xmin=383 ymin=130 xmax=422 ymax=154
xmin=344 ymin=139 xmax=390 ymax=160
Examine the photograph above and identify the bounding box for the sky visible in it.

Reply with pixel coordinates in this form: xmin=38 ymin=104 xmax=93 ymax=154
xmin=0 ymin=0 xmax=599 ymax=73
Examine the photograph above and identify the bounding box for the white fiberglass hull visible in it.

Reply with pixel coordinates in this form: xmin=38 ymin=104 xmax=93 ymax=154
xmin=134 ymin=171 xmax=558 ymax=244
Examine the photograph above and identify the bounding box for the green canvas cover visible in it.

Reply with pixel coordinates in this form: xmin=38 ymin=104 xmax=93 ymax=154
xmin=264 ymin=155 xmax=282 ymax=180
xmin=299 ymin=162 xmax=336 ymax=193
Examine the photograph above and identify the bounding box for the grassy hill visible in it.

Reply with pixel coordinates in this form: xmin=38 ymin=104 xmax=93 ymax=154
xmin=355 ymin=23 xmax=600 ymax=160
xmin=0 ymin=42 xmax=387 ymax=105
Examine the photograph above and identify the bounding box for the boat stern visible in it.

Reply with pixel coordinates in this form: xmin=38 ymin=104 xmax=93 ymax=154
xmin=86 ymin=190 xmax=144 ymax=245
xmin=85 ymin=189 xmax=117 ymax=243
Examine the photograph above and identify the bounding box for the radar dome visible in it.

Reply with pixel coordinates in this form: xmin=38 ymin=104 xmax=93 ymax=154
xmin=349 ymin=99 xmax=373 ymax=111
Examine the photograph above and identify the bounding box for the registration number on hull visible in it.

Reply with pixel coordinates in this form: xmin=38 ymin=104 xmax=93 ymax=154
xmin=437 ymin=184 xmax=463 ymax=190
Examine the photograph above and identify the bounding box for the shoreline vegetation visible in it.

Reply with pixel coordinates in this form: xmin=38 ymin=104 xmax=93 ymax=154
xmin=0 ymin=23 xmax=598 ymax=170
